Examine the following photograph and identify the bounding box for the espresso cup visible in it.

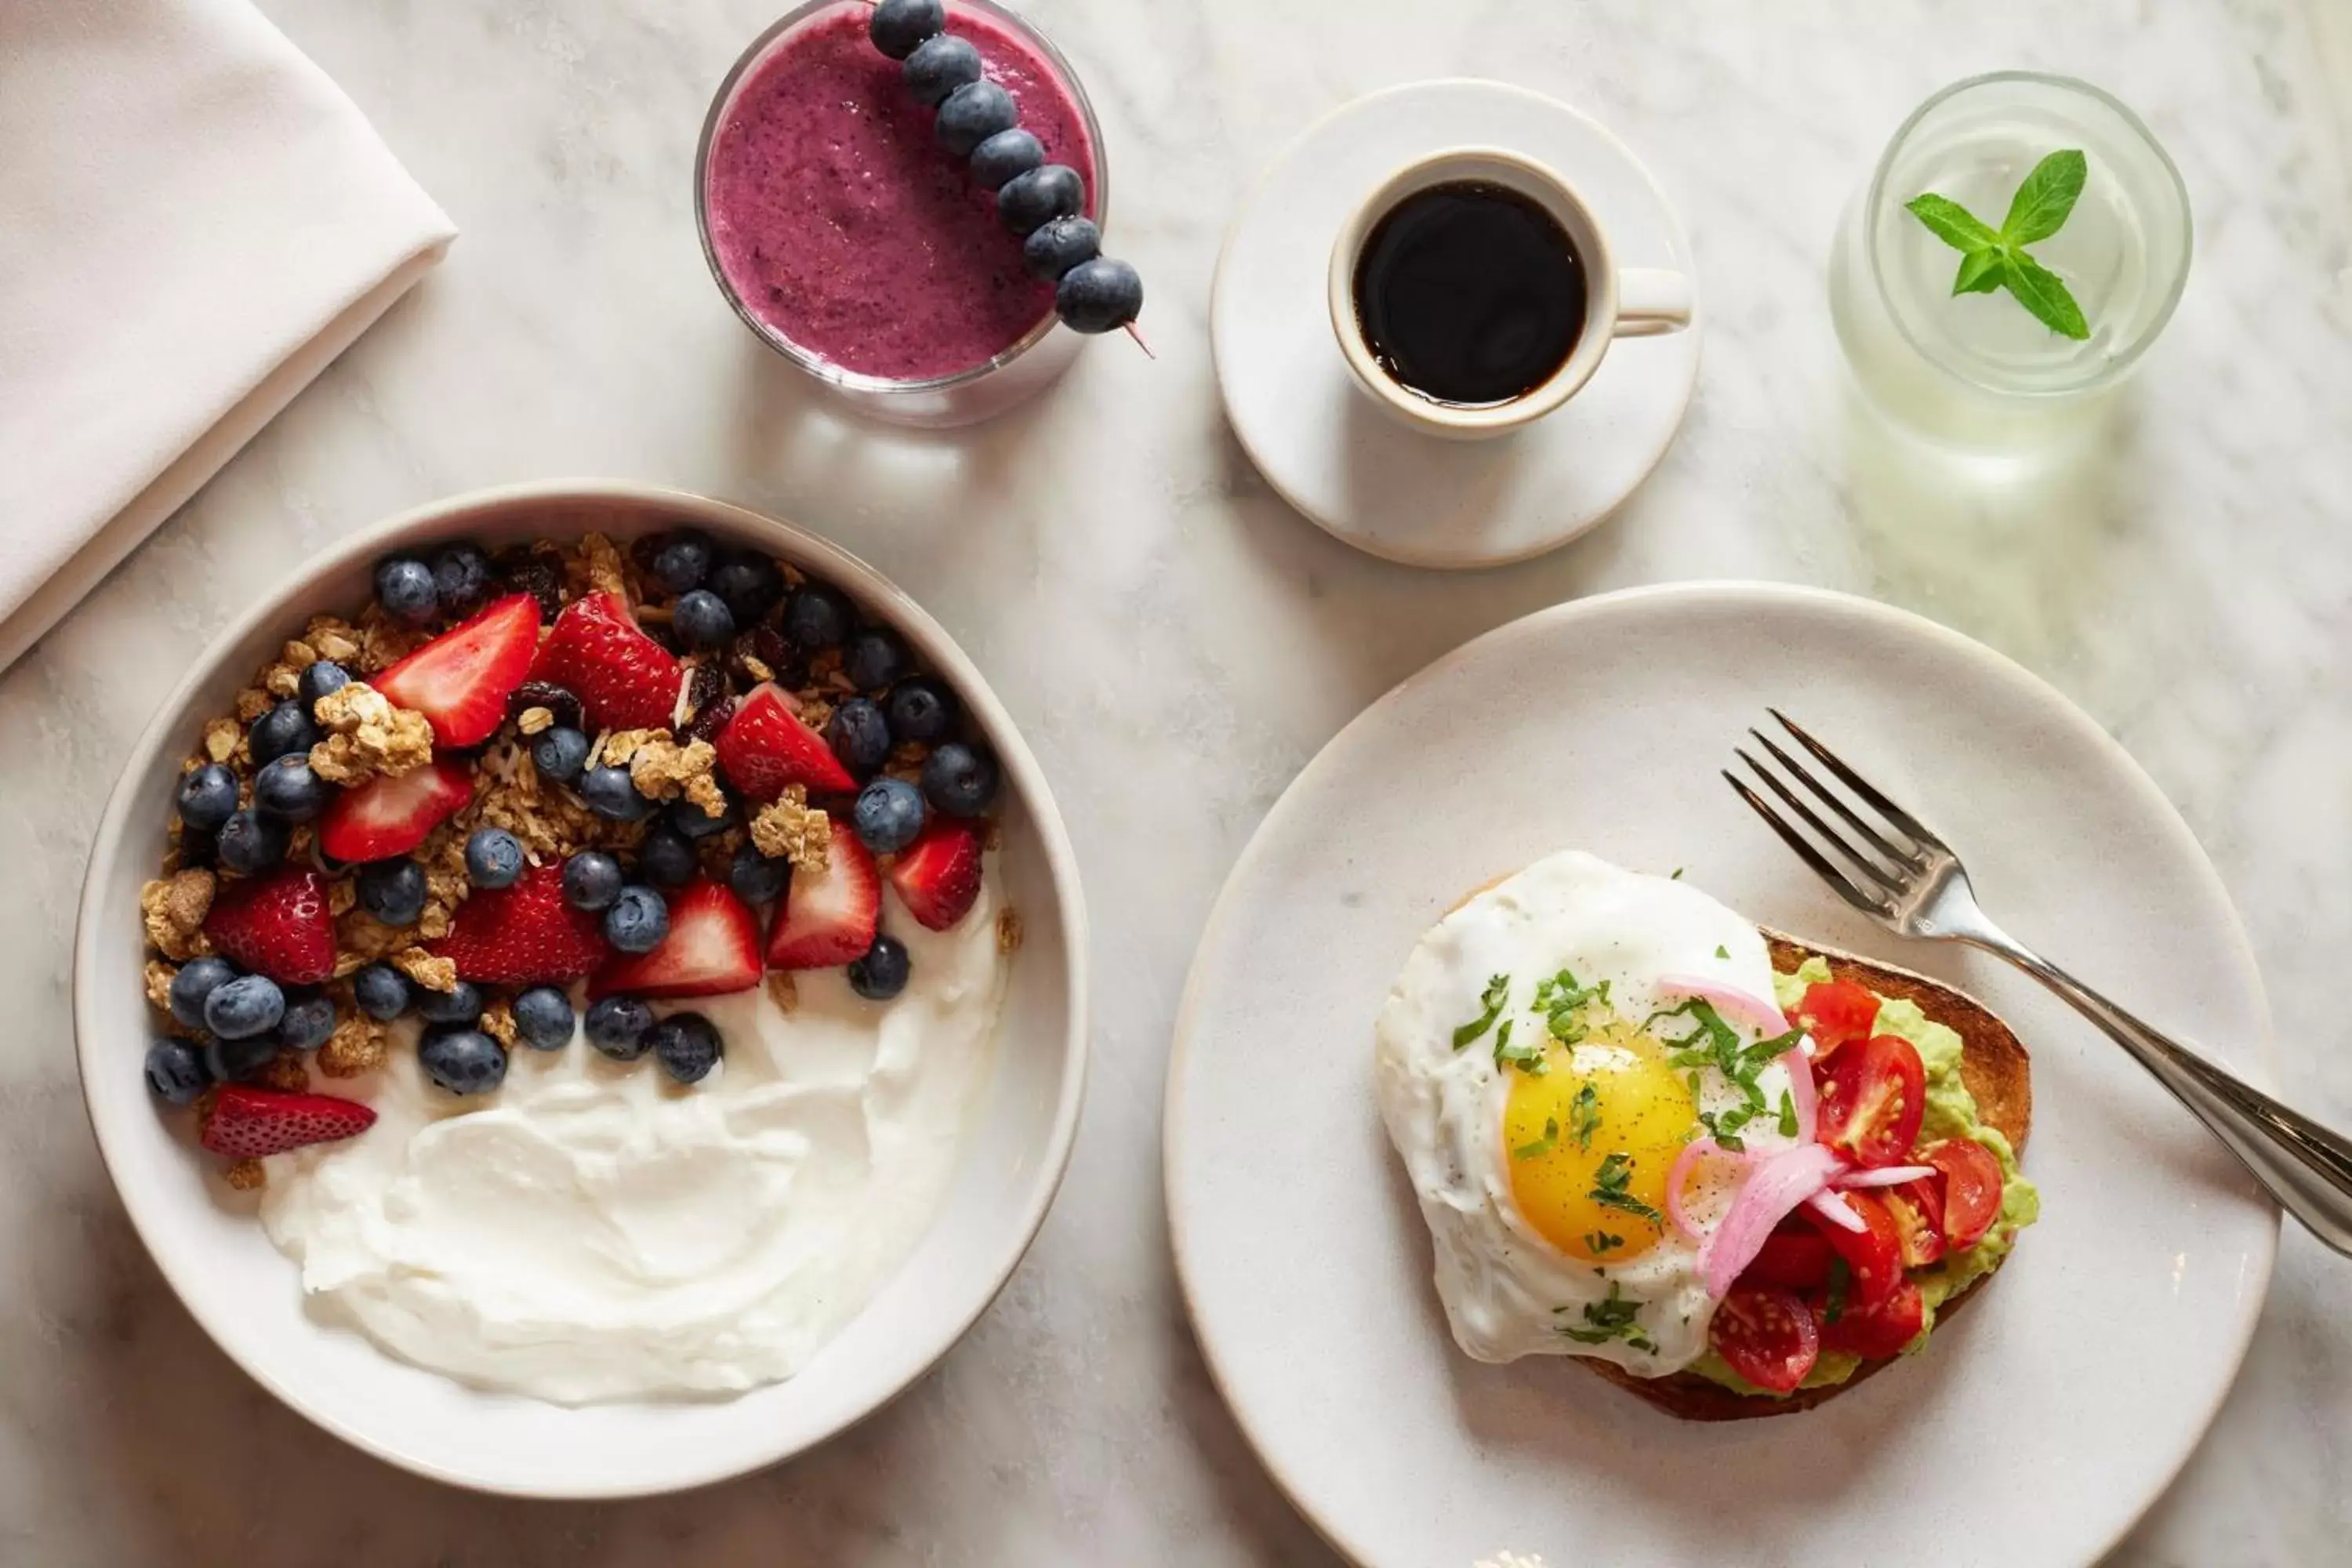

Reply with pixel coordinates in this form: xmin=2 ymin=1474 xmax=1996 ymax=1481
xmin=1327 ymin=147 xmax=1693 ymax=441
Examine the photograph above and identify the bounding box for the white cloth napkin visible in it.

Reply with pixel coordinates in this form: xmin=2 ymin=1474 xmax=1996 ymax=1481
xmin=0 ymin=0 xmax=456 ymax=671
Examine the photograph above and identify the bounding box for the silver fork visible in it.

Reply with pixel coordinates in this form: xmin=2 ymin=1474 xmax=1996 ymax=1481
xmin=1728 ymin=708 xmax=2352 ymax=1256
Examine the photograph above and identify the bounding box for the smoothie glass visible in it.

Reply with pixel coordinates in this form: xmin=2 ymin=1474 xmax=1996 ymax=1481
xmin=695 ymin=0 xmax=1107 ymax=429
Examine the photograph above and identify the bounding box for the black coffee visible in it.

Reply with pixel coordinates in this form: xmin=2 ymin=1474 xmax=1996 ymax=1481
xmin=1351 ymin=180 xmax=1588 ymax=408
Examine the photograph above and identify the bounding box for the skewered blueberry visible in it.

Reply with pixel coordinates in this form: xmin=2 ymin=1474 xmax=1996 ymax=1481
xmin=512 ymin=986 xmax=576 ymax=1051
xmin=970 ymin=128 xmax=1045 ymax=191
xmin=419 ymin=1028 xmax=506 ymax=1096
xmin=585 ymin=995 xmax=655 ymax=1060
xmin=297 ymin=660 xmax=350 ymax=710
xmin=375 ymin=557 xmax=438 ymax=624
xmin=249 ymin=700 xmax=318 ymax=766
xmin=998 ymin=163 xmax=1084 ymax=236
xmin=848 ymin=935 xmax=911 ymax=1001
xmin=710 ymin=554 xmax=784 ymax=623
xmin=673 ymin=588 xmax=736 ymax=650
xmin=887 ymin=677 xmax=956 ymax=744
xmin=637 ymin=824 xmax=699 ymax=889
xmin=844 ymin=628 xmax=907 ymax=692
xmin=854 ymin=776 xmax=927 ymax=853
xmin=922 ymin=741 xmax=1000 ymax=817
xmin=582 ymin=766 xmax=655 ymax=822
xmin=728 ymin=844 xmax=791 ymax=906
xmin=431 ymin=543 xmax=495 ymax=618
xmin=176 ymin=764 xmax=240 ymax=831
xmin=1024 ymin=215 xmax=1101 ymax=281
xmin=902 ymin=32 xmax=982 ymax=107
xmin=564 ymin=850 xmax=625 ymax=911
xmin=782 ymin=583 xmax=853 ymax=650
xmin=204 ymin=974 xmax=285 ymax=1040
xmin=465 ymin=827 xmax=525 ymax=889
xmin=168 ymin=955 xmax=238 ymax=1029
xmin=416 ymin=979 xmax=485 ymax=1026
xmin=145 ymin=1040 xmax=211 ymax=1105
xmin=216 ymin=809 xmax=290 ymax=875
xmin=651 ymin=530 xmax=715 ymax=594
xmin=936 ymin=80 xmax=1018 ymax=158
xmin=357 ymin=858 xmax=427 ymax=925
xmin=277 ymin=992 xmax=338 ymax=1051
xmin=669 ymin=797 xmax=735 ymax=840
xmin=353 ymin=962 xmax=413 ymax=1020
xmin=604 ymin=886 xmax=670 ymax=953
xmin=827 ymin=698 xmax=892 ymax=777
xmin=868 ymin=0 xmax=943 ymax=59
xmin=533 ymin=725 xmax=591 ymax=785
xmin=650 ymin=1012 xmax=724 ymax=1085
xmin=206 ymin=1033 xmax=281 ymax=1083
xmin=254 ymin=756 xmax=327 ymax=822
xmin=1056 ymin=256 xmax=1145 ymax=335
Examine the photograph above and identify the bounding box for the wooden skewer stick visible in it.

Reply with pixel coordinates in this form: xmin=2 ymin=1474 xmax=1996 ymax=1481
xmin=1123 ymin=321 xmax=1156 ymax=360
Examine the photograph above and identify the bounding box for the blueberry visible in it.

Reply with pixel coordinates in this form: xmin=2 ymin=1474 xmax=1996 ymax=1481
xmin=921 ymin=741 xmax=1000 ymax=817
xmin=650 ymin=1012 xmax=724 ymax=1085
xmin=430 ymin=543 xmax=495 ymax=618
xmin=848 ymin=934 xmax=912 ymax=1001
xmin=711 ymin=554 xmax=784 ymax=625
xmin=563 ymin=850 xmax=625 ymax=911
xmin=216 ymin=809 xmax=291 ymax=875
xmin=604 ymin=886 xmax=670 ymax=953
xmin=826 ymin=698 xmax=893 ymax=778
xmin=297 ymin=660 xmax=350 ymax=711
xmin=999 ymin=163 xmax=1085 ymax=236
xmin=168 ymin=956 xmax=238 ymax=1029
xmin=886 ymin=677 xmax=957 ymax=745
xmin=416 ymin=979 xmax=485 ymax=1026
xmin=465 ymin=826 xmax=525 ymax=889
xmin=419 ymin=1028 xmax=507 ymax=1096
xmin=375 ymin=557 xmax=438 ymax=624
xmin=249 ymin=700 xmax=319 ymax=767
xmin=357 ymin=857 xmax=427 ymax=926
xmin=672 ymin=588 xmax=736 ymax=651
xmin=782 ymin=583 xmax=853 ymax=651
xmin=581 ymin=766 xmax=655 ymax=822
xmin=145 ymin=1040 xmax=211 ymax=1105
xmin=205 ymin=1033 xmax=281 ymax=1083
xmin=512 ymin=985 xmax=576 ymax=1051
xmin=277 ymin=992 xmax=337 ymax=1051
xmin=868 ymin=0 xmax=943 ymax=59
xmin=533 ymin=725 xmax=591 ymax=785
xmin=728 ymin=844 xmax=791 ymax=906
xmin=902 ymin=32 xmax=982 ymax=106
xmin=176 ymin=763 xmax=241 ymax=832
xmin=352 ymin=962 xmax=413 ymax=1021
xmin=971 ymin=127 xmax=1045 ymax=191
xmin=669 ymin=797 xmax=736 ymax=840
xmin=585 ymin=995 xmax=655 ymax=1061
xmin=936 ymin=79 xmax=1018 ymax=158
xmin=844 ymin=628 xmax=907 ymax=692
xmin=204 ymin=974 xmax=285 ymax=1040
xmin=1057 ymin=256 xmax=1145 ymax=334
xmin=1024 ymin=215 xmax=1101 ymax=281
xmin=637 ymin=825 xmax=699 ymax=889
xmin=651 ymin=530 xmax=715 ymax=595
xmin=854 ymin=776 xmax=927 ymax=854
xmin=254 ymin=755 xmax=328 ymax=822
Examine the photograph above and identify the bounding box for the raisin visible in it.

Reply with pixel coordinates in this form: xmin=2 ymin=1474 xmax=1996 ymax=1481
xmin=495 ymin=545 xmax=566 ymax=620
xmin=508 ymin=681 xmax=584 ymax=731
xmin=684 ymin=661 xmax=726 ymax=717
xmin=686 ymin=696 xmax=736 ymax=744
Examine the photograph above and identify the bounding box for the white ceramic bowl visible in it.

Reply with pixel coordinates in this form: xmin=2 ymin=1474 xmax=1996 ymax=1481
xmin=73 ymin=481 xmax=1089 ymax=1497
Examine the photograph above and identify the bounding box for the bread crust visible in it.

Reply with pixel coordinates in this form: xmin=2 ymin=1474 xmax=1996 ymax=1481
xmin=1580 ymin=932 xmax=2033 ymax=1421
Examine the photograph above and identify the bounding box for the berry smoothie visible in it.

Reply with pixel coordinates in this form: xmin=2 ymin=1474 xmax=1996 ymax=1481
xmin=702 ymin=2 xmax=1098 ymax=383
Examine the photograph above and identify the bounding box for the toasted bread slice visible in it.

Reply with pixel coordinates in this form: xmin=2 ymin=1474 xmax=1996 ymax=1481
xmin=1579 ymin=932 xmax=2033 ymax=1421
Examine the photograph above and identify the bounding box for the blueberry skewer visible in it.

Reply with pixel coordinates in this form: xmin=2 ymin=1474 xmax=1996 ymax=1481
xmin=868 ymin=0 xmax=1145 ymax=344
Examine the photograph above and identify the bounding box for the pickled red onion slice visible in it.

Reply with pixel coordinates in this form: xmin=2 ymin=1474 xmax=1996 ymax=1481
xmin=1832 ymin=1163 xmax=1936 ymax=1188
xmin=1701 ymin=1143 xmax=1842 ymax=1298
xmin=1657 ymin=975 xmax=1789 ymax=1036
xmin=1805 ymin=1189 xmax=1866 ymax=1232
xmin=1665 ymin=1137 xmax=1751 ymax=1241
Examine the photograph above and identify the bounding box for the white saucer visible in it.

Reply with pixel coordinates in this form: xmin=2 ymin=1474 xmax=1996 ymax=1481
xmin=1211 ymin=80 xmax=1703 ymax=569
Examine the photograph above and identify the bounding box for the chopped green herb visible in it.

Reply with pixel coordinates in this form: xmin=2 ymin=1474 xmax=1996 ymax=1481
xmin=1569 ymin=1083 xmax=1602 ymax=1151
xmin=1512 ymin=1116 xmax=1560 ymax=1161
xmin=1494 ymin=1018 xmax=1548 ymax=1076
xmin=1452 ymin=974 xmax=1509 ymax=1050
xmin=1557 ymin=1281 xmax=1646 ymax=1345
xmin=1533 ymin=967 xmax=1609 ymax=1047
xmin=1584 ymin=1230 xmax=1624 ymax=1254
xmin=1822 ymin=1255 xmax=1851 ymax=1325
xmin=1715 ymin=945 xmax=1729 ymax=960
xmin=1589 ymin=1152 xmax=1664 ymax=1223
xmin=1671 ymin=867 xmax=1685 ymax=880
xmin=1777 ymin=1089 xmax=1798 ymax=1138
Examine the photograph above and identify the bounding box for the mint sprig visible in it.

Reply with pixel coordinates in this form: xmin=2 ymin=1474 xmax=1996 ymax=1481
xmin=1905 ymin=149 xmax=2091 ymax=340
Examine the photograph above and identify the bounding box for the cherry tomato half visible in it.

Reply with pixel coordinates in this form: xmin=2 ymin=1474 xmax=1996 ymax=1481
xmin=1817 ymin=1276 xmax=1926 ymax=1359
xmin=1710 ymin=1284 xmax=1820 ymax=1393
xmin=1741 ymin=1222 xmax=1836 ymax=1291
xmin=1882 ymin=1178 xmax=1946 ymax=1269
xmin=1817 ymin=1033 xmax=1926 ymax=1167
xmin=1926 ymin=1138 xmax=2005 ymax=1250
xmin=1805 ymin=1189 xmax=1905 ymax=1310
xmin=1793 ymin=979 xmax=1880 ymax=1061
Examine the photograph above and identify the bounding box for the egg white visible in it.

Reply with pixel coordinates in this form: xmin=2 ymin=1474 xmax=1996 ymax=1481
xmin=1372 ymin=851 xmax=1802 ymax=1375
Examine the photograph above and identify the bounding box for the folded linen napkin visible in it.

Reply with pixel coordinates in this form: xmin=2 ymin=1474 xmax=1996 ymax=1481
xmin=0 ymin=0 xmax=456 ymax=672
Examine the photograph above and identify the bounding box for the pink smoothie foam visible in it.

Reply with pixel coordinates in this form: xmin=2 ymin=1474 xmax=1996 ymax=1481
xmin=704 ymin=2 xmax=1098 ymax=382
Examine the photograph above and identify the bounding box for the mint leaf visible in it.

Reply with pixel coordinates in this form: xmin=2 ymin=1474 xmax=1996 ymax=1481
xmin=2000 ymin=149 xmax=2088 ymax=245
xmin=1951 ymin=247 xmax=2005 ymax=295
xmin=1904 ymin=193 xmax=2000 ymax=252
xmin=2002 ymin=252 xmax=2090 ymax=339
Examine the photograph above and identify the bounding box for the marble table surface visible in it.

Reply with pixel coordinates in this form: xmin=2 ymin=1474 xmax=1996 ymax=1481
xmin=4 ymin=0 xmax=2350 ymax=1562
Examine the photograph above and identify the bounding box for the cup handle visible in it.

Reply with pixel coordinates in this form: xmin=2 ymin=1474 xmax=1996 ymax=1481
xmin=1612 ymin=268 xmax=1693 ymax=338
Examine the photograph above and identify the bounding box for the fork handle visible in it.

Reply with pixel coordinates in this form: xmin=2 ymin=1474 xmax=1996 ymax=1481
xmin=1964 ymin=926 xmax=2352 ymax=1254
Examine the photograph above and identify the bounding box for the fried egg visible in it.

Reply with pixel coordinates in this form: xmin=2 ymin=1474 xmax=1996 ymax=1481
xmin=1373 ymin=851 xmax=1803 ymax=1374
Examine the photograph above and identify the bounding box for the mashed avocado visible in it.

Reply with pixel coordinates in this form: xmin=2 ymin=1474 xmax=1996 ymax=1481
xmin=1687 ymin=957 xmax=2041 ymax=1396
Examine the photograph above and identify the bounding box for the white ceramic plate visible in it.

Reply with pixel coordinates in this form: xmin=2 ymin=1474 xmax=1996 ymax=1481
xmin=75 ymin=481 xmax=1088 ymax=1498
xmin=1167 ymin=583 xmax=2276 ymax=1567
xmin=1211 ymin=80 xmax=1702 ymax=568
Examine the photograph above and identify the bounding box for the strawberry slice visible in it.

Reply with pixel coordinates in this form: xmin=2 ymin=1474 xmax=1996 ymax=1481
xmin=592 ymin=880 xmax=762 ymax=999
xmin=372 ymin=593 xmax=542 ymax=747
xmin=203 ymin=868 xmax=336 ymax=984
xmin=432 ymin=862 xmax=609 ymax=984
xmin=318 ymin=758 xmax=473 ymax=863
xmin=887 ymin=818 xmax=985 ymax=932
xmin=717 ymin=683 xmax=855 ymax=799
xmin=528 ymin=591 xmax=681 ymax=734
xmin=765 ymin=833 xmax=880 ymax=969
xmin=201 ymin=1084 xmax=376 ymax=1159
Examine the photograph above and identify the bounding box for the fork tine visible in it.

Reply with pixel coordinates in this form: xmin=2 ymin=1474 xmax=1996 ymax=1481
xmin=1736 ymin=749 xmax=1907 ymax=895
xmin=1769 ymin=709 xmax=1944 ymax=851
xmin=1748 ymin=728 xmax=1924 ymax=870
xmin=1722 ymin=771 xmax=1892 ymax=917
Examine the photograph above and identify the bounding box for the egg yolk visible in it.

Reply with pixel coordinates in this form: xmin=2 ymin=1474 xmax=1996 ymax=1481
xmin=1502 ymin=1018 xmax=1695 ymax=1264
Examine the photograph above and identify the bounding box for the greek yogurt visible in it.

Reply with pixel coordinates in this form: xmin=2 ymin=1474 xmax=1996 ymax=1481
xmin=260 ymin=873 xmax=1009 ymax=1404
